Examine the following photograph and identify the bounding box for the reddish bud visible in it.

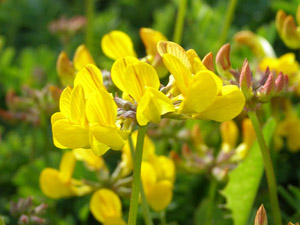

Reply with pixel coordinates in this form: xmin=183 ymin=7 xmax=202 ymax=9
xmin=262 ymin=73 xmax=275 ymax=95
xmin=275 ymin=72 xmax=285 ymax=94
xmin=19 ymin=215 xmax=29 ymax=224
xmin=239 ymin=59 xmax=253 ymax=100
xmin=202 ymin=52 xmax=214 ymax=72
xmin=254 ymin=204 xmax=267 ymax=225
xmin=216 ymin=43 xmax=231 ymax=74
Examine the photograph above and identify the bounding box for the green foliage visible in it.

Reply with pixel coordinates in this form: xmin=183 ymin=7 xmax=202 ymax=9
xmin=222 ymin=118 xmax=276 ymax=225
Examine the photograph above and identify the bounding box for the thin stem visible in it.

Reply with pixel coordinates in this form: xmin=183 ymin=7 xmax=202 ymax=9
xmin=219 ymin=0 xmax=238 ymax=46
xmin=248 ymin=110 xmax=282 ymax=225
xmin=128 ymin=126 xmax=148 ymax=225
xmin=173 ymin=0 xmax=188 ymax=44
xmin=160 ymin=211 xmax=167 ymax=225
xmin=128 ymin=135 xmax=154 ymax=225
xmin=204 ymin=178 xmax=218 ymax=225
xmin=85 ymin=0 xmax=94 ymax=50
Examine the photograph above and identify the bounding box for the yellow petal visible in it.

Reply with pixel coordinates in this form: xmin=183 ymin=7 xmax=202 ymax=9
xmin=51 ymin=112 xmax=68 ymax=149
xmin=86 ymin=89 xmax=117 ymax=127
xmin=59 ymin=86 xmax=72 ymax=117
xmin=59 ymin=151 xmax=76 ymax=182
xmin=242 ymin=118 xmax=256 ymax=148
xmin=73 ymin=44 xmax=95 ymax=71
xmin=40 ymin=168 xmax=74 ymax=199
xmin=140 ymin=28 xmax=168 ymax=57
xmin=52 ymin=119 xmax=89 ymax=149
xmin=90 ymin=134 xmax=110 ymax=156
xmin=148 ymin=155 xmax=175 ymax=183
xmin=111 ymin=56 xmax=140 ymax=93
xmin=91 ymin=126 xmax=126 ymax=151
xmin=103 ymin=218 xmax=126 ymax=225
xmin=90 ymin=189 xmax=122 ymax=223
xmin=180 ymin=71 xmax=218 ymax=114
xmin=74 ymin=64 xmax=105 ymax=99
xmin=141 ymin=161 xmax=157 ymax=195
xmin=70 ymin=85 xmax=87 ymax=126
xmin=162 ymin=53 xmax=192 ymax=96
xmin=220 ymin=120 xmax=238 ymax=152
xmin=101 ymin=30 xmax=137 ymax=60
xmin=136 ymin=87 xmax=175 ymax=126
xmin=157 ymin=41 xmax=191 ymax=70
xmin=196 ymin=85 xmax=245 ymax=122
xmin=73 ymin=148 xmax=105 ymax=170
xmin=186 ymin=49 xmax=207 ymax=74
xmin=56 ymin=51 xmax=76 ymax=86
xmin=147 ymin=180 xmax=173 ymax=212
xmin=124 ymin=62 xmax=160 ymax=102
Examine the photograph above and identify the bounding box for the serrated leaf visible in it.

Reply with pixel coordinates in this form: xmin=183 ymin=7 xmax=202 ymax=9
xmin=221 ymin=118 xmax=276 ymax=225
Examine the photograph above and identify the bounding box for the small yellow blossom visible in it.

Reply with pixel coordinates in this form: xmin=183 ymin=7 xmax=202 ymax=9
xmin=111 ymin=57 xmax=175 ymax=126
xmin=56 ymin=44 xmax=95 ymax=85
xmin=40 ymin=152 xmax=92 ymax=199
xmin=73 ymin=148 xmax=105 ymax=171
xmin=90 ymin=189 xmax=126 ymax=225
xmin=158 ymin=41 xmax=245 ymax=122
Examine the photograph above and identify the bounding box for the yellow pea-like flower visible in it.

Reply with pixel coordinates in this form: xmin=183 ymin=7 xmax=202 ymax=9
xmin=90 ymin=189 xmax=125 ymax=224
xmin=111 ymin=57 xmax=175 ymax=126
xmin=141 ymin=156 xmax=175 ymax=212
xmin=56 ymin=44 xmax=95 ymax=86
xmin=40 ymin=152 xmax=92 ymax=199
xmin=158 ymin=41 xmax=245 ymax=121
xmin=220 ymin=120 xmax=239 ymax=152
xmin=73 ymin=148 xmax=105 ymax=171
xmin=51 ymin=85 xmax=90 ymax=149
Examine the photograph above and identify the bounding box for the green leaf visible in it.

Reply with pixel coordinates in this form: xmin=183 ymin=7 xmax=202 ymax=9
xmin=0 ymin=216 xmax=5 ymax=225
xmin=221 ymin=118 xmax=276 ymax=225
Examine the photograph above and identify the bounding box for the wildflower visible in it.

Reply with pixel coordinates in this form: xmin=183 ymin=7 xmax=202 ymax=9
xmin=56 ymin=44 xmax=95 ymax=85
xmin=90 ymin=189 xmax=126 ymax=225
xmin=141 ymin=155 xmax=175 ymax=211
xmin=52 ymin=64 xmax=128 ymax=155
xmin=101 ymin=28 xmax=169 ymax=77
xmin=111 ymin=57 xmax=175 ymax=126
xmin=73 ymin=148 xmax=105 ymax=171
xmin=158 ymin=41 xmax=245 ymax=122
xmin=220 ymin=120 xmax=238 ymax=153
xmin=254 ymin=205 xmax=268 ymax=225
xmin=276 ymin=6 xmax=300 ymax=49
xmin=40 ymin=152 xmax=92 ymax=199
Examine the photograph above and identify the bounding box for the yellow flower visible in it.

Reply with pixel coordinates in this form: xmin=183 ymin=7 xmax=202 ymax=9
xmin=277 ymin=115 xmax=300 ymax=152
xmin=52 ymin=64 xmax=128 ymax=155
xmin=220 ymin=120 xmax=238 ymax=152
xmin=56 ymin=44 xmax=95 ymax=86
xmin=40 ymin=152 xmax=92 ymax=199
xmin=101 ymin=28 xmax=169 ymax=78
xmin=158 ymin=41 xmax=245 ymax=122
xmin=259 ymin=53 xmax=299 ymax=76
xmin=141 ymin=155 xmax=175 ymax=211
xmin=90 ymin=189 xmax=126 ymax=225
xmin=111 ymin=57 xmax=175 ymax=126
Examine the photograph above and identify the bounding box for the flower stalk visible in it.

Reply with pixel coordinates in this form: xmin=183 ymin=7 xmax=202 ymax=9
xmin=128 ymin=125 xmax=148 ymax=225
xmin=173 ymin=0 xmax=188 ymax=44
xmin=248 ymin=110 xmax=282 ymax=225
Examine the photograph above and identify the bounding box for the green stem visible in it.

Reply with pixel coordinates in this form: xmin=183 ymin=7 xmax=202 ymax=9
xmin=128 ymin=126 xmax=148 ymax=225
xmin=219 ymin=0 xmax=238 ymax=46
xmin=204 ymin=178 xmax=218 ymax=225
xmin=248 ymin=110 xmax=282 ymax=225
xmin=160 ymin=211 xmax=167 ymax=225
xmin=128 ymin=135 xmax=154 ymax=225
xmin=173 ymin=0 xmax=188 ymax=44
xmin=85 ymin=0 xmax=94 ymax=50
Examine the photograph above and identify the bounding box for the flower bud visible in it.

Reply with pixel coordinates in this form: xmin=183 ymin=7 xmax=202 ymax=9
xmin=282 ymin=15 xmax=300 ymax=49
xmin=19 ymin=215 xmax=29 ymax=224
xmin=56 ymin=51 xmax=76 ymax=86
xmin=202 ymin=52 xmax=214 ymax=72
xmin=258 ymin=72 xmax=275 ymax=102
xmin=220 ymin=120 xmax=238 ymax=152
xmin=275 ymin=10 xmax=287 ymax=35
xmin=287 ymin=223 xmax=299 ymax=225
xmin=239 ymin=59 xmax=253 ymax=100
xmin=254 ymin=204 xmax=267 ymax=225
xmin=216 ymin=43 xmax=232 ymax=78
xmin=274 ymin=72 xmax=285 ymax=94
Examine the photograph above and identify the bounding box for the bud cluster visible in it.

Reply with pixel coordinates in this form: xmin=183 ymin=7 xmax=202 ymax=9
xmin=10 ymin=197 xmax=47 ymax=225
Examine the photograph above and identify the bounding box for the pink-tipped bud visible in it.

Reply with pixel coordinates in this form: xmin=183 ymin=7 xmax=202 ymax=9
xmin=262 ymin=73 xmax=275 ymax=94
xmin=202 ymin=52 xmax=214 ymax=72
xmin=254 ymin=205 xmax=268 ymax=225
xmin=284 ymin=74 xmax=289 ymax=89
xmin=19 ymin=215 xmax=29 ymax=224
xmin=239 ymin=59 xmax=253 ymax=100
xmin=216 ymin=44 xmax=231 ymax=77
xmin=275 ymin=72 xmax=285 ymax=94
